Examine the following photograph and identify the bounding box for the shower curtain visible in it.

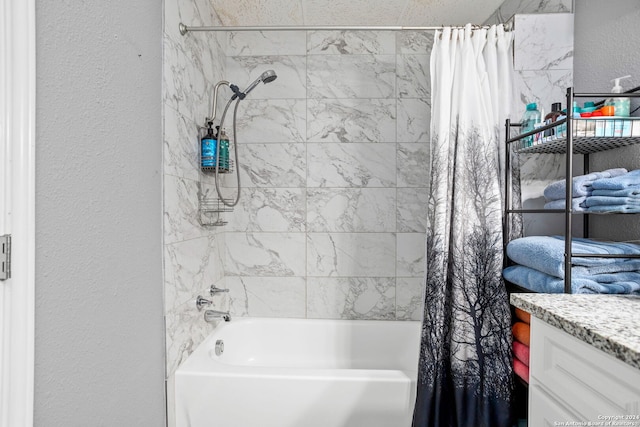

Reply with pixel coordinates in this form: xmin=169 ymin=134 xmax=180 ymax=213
xmin=412 ymin=24 xmax=515 ymax=427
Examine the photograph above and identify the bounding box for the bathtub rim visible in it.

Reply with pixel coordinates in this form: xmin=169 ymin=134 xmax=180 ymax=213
xmin=176 ymin=316 xmax=421 ymax=379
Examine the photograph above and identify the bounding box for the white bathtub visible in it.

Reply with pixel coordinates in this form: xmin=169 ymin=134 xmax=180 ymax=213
xmin=174 ymin=317 xmax=420 ymax=427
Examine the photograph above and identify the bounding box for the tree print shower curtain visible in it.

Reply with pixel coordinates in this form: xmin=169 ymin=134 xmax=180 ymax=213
xmin=412 ymin=24 xmax=516 ymax=427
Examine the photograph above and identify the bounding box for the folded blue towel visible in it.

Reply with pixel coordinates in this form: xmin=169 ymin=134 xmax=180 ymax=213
xmin=586 ymin=271 xmax=640 ymax=283
xmin=503 ymin=265 xmax=640 ymax=294
xmin=586 ymin=205 xmax=640 ymax=213
xmin=585 ymin=196 xmax=640 ymax=207
xmin=592 ymin=188 xmax=640 ymax=197
xmin=543 ymin=168 xmax=628 ymax=201
xmin=592 ymin=169 xmax=640 ymax=190
xmin=506 ymin=236 xmax=640 ymax=278
xmin=573 ymin=259 xmax=640 ymax=275
xmin=544 ymin=197 xmax=587 ymax=211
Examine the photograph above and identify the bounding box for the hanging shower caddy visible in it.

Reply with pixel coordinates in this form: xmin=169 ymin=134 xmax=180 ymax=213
xmin=197 ymin=124 xmax=235 ymax=227
xmin=195 ymin=72 xmax=278 ymax=227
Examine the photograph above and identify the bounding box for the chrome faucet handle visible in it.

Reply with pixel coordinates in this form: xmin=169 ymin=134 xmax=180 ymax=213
xmin=204 ymin=309 xmax=231 ymax=323
xmin=195 ymin=295 xmax=213 ymax=311
xmin=209 ymin=285 xmax=229 ymax=296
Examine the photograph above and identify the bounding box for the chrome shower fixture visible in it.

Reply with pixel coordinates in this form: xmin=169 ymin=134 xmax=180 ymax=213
xmin=230 ymin=69 xmax=278 ymax=100
xmin=201 ymin=69 xmax=279 ymax=210
xmin=208 ymin=70 xmax=278 ymax=120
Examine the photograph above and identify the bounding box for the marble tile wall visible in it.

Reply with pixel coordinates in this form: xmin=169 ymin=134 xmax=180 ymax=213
xmin=163 ymin=0 xmax=228 ymax=376
xmin=484 ymin=0 xmax=572 ymax=25
xmin=222 ymin=30 xmax=433 ymax=323
xmin=512 ymin=13 xmax=575 ymax=236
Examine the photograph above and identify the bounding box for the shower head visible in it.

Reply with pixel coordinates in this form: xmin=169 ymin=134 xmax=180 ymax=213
xmin=260 ymin=69 xmax=277 ymax=84
xmin=242 ymin=70 xmax=278 ymax=97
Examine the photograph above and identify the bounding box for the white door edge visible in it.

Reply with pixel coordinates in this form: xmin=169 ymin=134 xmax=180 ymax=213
xmin=0 ymin=0 xmax=36 ymax=426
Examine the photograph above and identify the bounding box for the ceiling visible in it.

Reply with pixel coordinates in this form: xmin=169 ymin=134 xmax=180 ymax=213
xmin=211 ymin=0 xmax=507 ymax=27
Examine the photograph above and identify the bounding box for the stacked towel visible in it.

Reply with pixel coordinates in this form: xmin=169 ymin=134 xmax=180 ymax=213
xmin=512 ymin=322 xmax=530 ymax=346
xmin=504 ymin=236 xmax=640 ymax=294
xmin=513 ymin=359 xmax=529 ymax=384
xmin=507 ymin=236 xmax=640 ymax=276
xmin=586 ymin=205 xmax=640 ymax=213
xmin=504 ymin=265 xmax=640 ymax=294
xmin=592 ymin=188 xmax=640 ymax=197
xmin=542 ymin=168 xmax=629 ymax=212
xmin=513 ymin=340 xmax=530 ymax=366
xmin=585 ymin=196 xmax=640 ymax=206
xmin=592 ymin=169 xmax=640 ymax=190
xmin=514 ymin=307 xmax=530 ymax=324
xmin=543 ymin=168 xmax=628 ymax=202
xmin=512 ymin=311 xmax=531 ymax=384
xmin=584 ymin=169 xmax=640 ymax=213
xmin=544 ymin=196 xmax=587 ymax=211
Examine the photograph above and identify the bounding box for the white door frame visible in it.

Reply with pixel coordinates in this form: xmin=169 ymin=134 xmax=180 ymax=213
xmin=0 ymin=0 xmax=36 ymax=426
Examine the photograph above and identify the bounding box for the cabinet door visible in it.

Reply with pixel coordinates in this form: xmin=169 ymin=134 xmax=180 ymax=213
xmin=529 ymin=384 xmax=584 ymax=426
xmin=530 ymin=317 xmax=640 ymax=420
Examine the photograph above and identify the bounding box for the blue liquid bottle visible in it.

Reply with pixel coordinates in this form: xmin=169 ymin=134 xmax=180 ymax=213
xmin=201 ymin=122 xmax=217 ymax=168
xmin=521 ymin=103 xmax=541 ymax=147
xmin=218 ymin=128 xmax=229 ymax=172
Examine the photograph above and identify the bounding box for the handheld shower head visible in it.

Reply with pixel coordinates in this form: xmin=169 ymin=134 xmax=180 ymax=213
xmin=242 ymin=69 xmax=278 ymax=96
xmin=260 ymin=69 xmax=277 ymax=84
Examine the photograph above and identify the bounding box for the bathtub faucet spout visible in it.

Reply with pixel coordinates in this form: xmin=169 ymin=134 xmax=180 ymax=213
xmin=204 ymin=309 xmax=231 ymax=323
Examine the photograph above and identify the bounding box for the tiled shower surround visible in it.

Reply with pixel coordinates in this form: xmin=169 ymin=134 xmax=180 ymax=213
xmin=163 ymin=0 xmax=573 ymax=376
xmin=163 ymin=0 xmax=228 ymax=375
xmin=163 ymin=21 xmax=431 ymax=374
xmin=222 ymin=30 xmax=431 ymax=322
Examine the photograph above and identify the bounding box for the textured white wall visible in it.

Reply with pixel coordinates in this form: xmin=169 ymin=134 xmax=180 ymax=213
xmin=573 ymin=0 xmax=640 ymax=240
xmin=35 ymin=1 xmax=165 ymax=425
xmin=574 ymin=1 xmax=640 ymax=96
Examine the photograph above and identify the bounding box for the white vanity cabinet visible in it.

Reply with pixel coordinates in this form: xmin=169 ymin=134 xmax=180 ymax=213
xmin=528 ymin=317 xmax=640 ymax=425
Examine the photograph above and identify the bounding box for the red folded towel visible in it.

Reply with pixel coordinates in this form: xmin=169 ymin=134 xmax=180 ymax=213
xmin=513 ymin=340 xmax=530 ymax=367
xmin=514 ymin=307 xmax=530 ymax=324
xmin=512 ymin=322 xmax=530 ymax=346
xmin=514 ymin=358 xmax=529 ymax=383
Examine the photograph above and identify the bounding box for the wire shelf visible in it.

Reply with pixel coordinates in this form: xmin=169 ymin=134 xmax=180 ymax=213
xmin=200 ymin=158 xmax=235 ymax=174
xmin=198 ymin=197 xmax=234 ymax=227
xmin=514 ymin=118 xmax=640 ymax=154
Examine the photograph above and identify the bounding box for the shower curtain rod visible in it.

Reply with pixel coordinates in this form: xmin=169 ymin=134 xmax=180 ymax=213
xmin=179 ymin=22 xmax=511 ymax=35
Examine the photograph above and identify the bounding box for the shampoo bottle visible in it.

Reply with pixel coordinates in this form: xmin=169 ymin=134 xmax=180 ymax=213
xmin=521 ymin=103 xmax=541 ymax=147
xmin=544 ymin=102 xmax=563 ymax=137
xmin=605 ymin=75 xmax=631 ymax=117
xmin=201 ymin=122 xmax=217 ymax=168
xmin=218 ymin=128 xmax=230 ymax=172
xmin=557 ymin=110 xmax=567 ymax=138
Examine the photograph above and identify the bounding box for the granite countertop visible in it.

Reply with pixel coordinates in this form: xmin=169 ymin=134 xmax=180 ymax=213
xmin=510 ymin=293 xmax=640 ymax=370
